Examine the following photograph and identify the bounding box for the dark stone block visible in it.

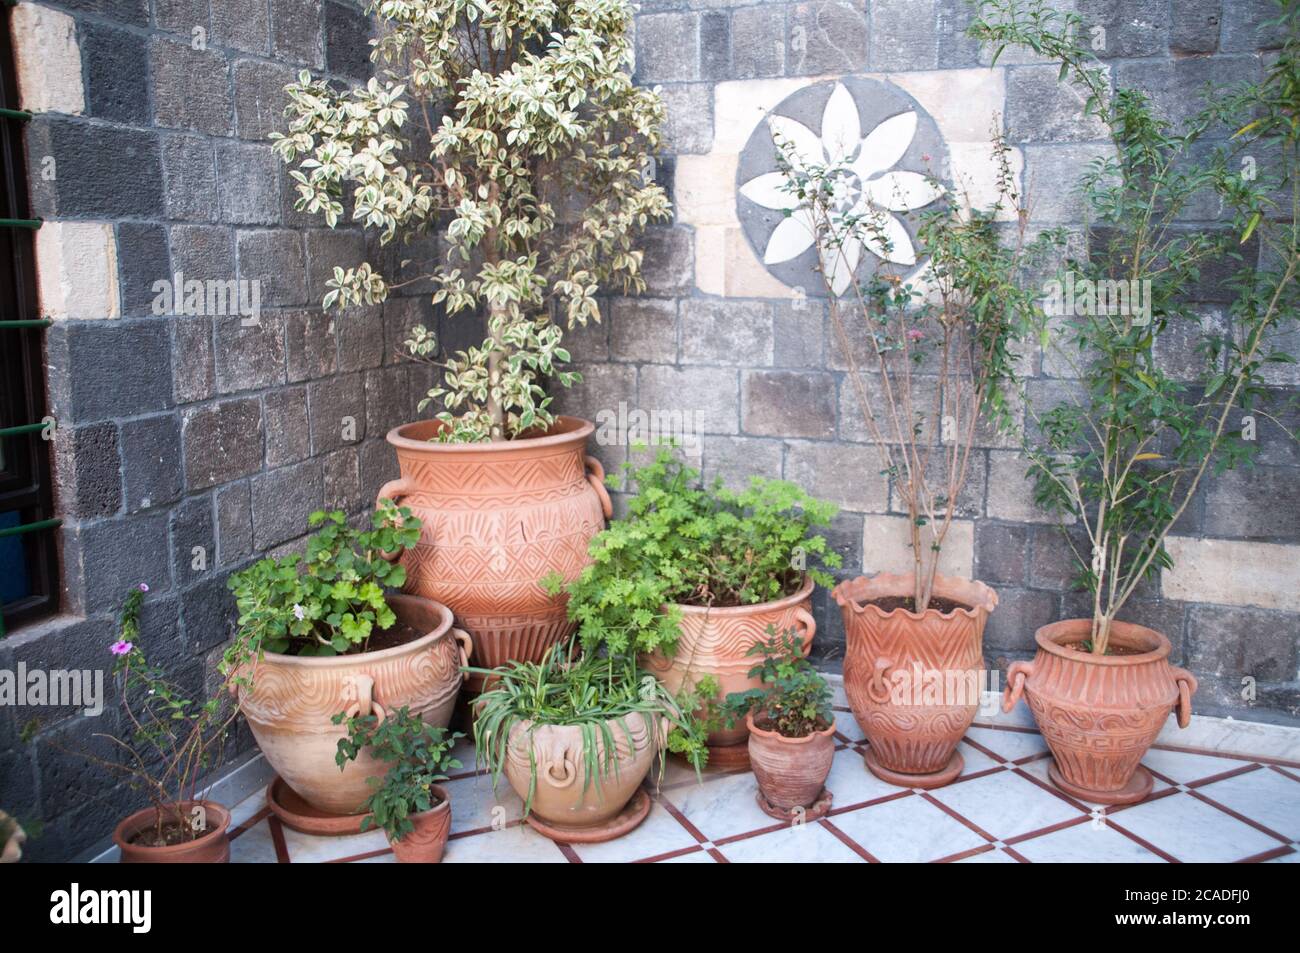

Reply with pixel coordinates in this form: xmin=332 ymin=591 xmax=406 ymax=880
xmin=272 ymin=0 xmax=325 ymax=67
xmin=250 ymin=459 xmax=324 ymax=550
xmin=211 ymin=0 xmax=271 ymax=54
xmin=1189 ymin=605 xmax=1298 ymax=683
xmin=236 ymin=229 xmax=307 ymax=307
xmin=57 ymin=423 xmax=122 ymax=520
xmin=59 ymin=0 xmax=149 ymax=24
xmin=180 ymin=571 xmax=240 ymax=655
xmin=116 ymin=223 xmax=171 ymax=318
xmin=173 ymin=315 xmax=216 ymax=405
xmin=120 ymin=414 xmax=183 ymax=513
xmin=975 ymin=522 xmax=1031 ymax=587
xmin=181 ymin=399 xmax=264 ymax=490
xmin=150 ymin=38 xmax=234 ymax=137
xmin=162 ymin=135 xmax=219 ymax=222
xmin=742 ymin=370 xmax=836 ymax=439
xmin=700 ymin=11 xmax=730 ymax=80
xmin=214 ymin=312 xmax=288 ymax=394
xmin=324 ymin=0 xmax=373 ymax=80
xmin=215 ymin=143 xmax=282 ymax=225
xmin=308 ymin=373 xmax=366 ymax=454
xmin=170 ymin=495 xmax=216 ymax=590
xmin=336 ymin=306 xmax=386 ymax=372
xmin=215 ymin=481 xmax=253 ymax=565
xmin=983 ymin=587 xmax=1059 ymax=654
xmin=233 ymin=58 xmax=296 ymax=140
xmin=34 ymin=118 xmax=163 ymax=219
xmin=364 ymin=365 xmax=412 ymax=438
xmin=82 ymin=21 xmax=150 ymax=124
xmin=264 ymin=386 xmax=312 ymax=467
xmin=55 ymin=321 xmax=174 ymax=422
xmin=69 ymin=511 xmax=174 ymax=608
xmin=285 ymin=308 xmax=340 ymax=381
xmin=323 ymin=446 xmax=362 ymax=514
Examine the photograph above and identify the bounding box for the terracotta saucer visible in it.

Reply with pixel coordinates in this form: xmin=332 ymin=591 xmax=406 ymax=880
xmin=267 ymin=776 xmax=369 ymax=836
xmin=524 ymin=788 xmax=652 ymax=844
xmin=756 ymin=787 xmax=833 ymax=822
xmin=864 ymin=747 xmax=964 ymax=789
xmin=1048 ymin=761 xmax=1153 ymax=806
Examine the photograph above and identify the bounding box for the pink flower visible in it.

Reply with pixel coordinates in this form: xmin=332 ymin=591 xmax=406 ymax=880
xmin=138 ymin=583 xmax=150 ymax=593
xmin=110 ymin=640 xmax=133 ymax=656
xmin=907 ymin=329 xmax=925 ymax=342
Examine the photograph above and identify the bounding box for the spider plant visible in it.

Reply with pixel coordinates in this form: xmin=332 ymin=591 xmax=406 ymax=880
xmin=469 ymin=644 xmax=704 ymax=816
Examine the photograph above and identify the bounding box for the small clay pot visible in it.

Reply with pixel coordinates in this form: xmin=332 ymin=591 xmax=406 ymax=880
xmin=642 ymin=576 xmax=817 ymax=756
xmin=388 ymin=785 xmax=451 ymax=863
xmin=746 ymin=712 xmax=835 ymax=816
xmin=836 ymin=572 xmax=997 ymax=789
xmin=1004 ymin=619 xmax=1197 ymax=805
xmin=113 ymin=801 xmax=231 ymax=864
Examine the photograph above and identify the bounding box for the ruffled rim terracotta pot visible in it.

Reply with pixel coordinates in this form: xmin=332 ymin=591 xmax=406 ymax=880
xmin=388 ymin=784 xmax=452 ymax=863
xmin=237 ymin=594 xmax=471 ymax=816
xmin=835 ymin=572 xmax=997 ymax=789
xmin=504 ymin=712 xmax=659 ymax=843
xmin=1003 ymin=619 xmax=1197 ymax=805
xmin=380 ymin=416 xmax=610 ymax=677
xmin=642 ymin=575 xmax=817 ymax=756
xmin=113 ymin=801 xmax=231 ymax=864
xmin=746 ymin=712 xmax=835 ymax=820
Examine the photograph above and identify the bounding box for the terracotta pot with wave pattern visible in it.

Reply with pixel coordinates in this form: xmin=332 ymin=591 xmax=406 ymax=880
xmin=1003 ymin=619 xmax=1197 ymax=805
xmin=836 ymin=572 xmax=997 ymax=789
xmin=379 ymin=417 xmax=611 ymax=677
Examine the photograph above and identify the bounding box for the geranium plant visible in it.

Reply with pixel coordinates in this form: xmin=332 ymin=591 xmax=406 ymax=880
xmin=334 ymin=707 xmax=462 ymax=842
xmin=722 ymin=627 xmax=834 ymax=738
xmin=223 ymin=502 xmax=420 ymax=672
xmin=271 ymin=0 xmax=670 ymax=442
xmin=969 ymin=0 xmax=1300 ymax=653
xmin=23 ymin=584 xmax=239 ymax=847
xmin=775 ymin=122 xmax=1058 ymax=611
xmin=545 ymin=447 xmax=841 ymax=657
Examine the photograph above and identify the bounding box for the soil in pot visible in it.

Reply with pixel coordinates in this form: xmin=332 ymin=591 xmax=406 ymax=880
xmin=114 ymin=802 xmax=231 ymax=864
xmin=856 ymin=595 xmax=972 ymax=615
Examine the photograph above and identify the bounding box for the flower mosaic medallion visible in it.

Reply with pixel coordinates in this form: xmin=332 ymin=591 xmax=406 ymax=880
xmin=736 ymin=78 xmax=950 ymax=296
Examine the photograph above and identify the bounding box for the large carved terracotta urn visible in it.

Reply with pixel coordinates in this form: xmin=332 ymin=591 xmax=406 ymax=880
xmin=1003 ymin=619 xmax=1197 ymax=805
xmin=835 ymin=572 xmax=997 ymax=789
xmin=236 ymin=594 xmax=470 ymax=815
xmin=379 ymin=416 xmax=611 ymax=673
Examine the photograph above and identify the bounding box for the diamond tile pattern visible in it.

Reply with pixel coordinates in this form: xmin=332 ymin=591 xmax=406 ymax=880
xmin=223 ymin=708 xmax=1300 ymax=863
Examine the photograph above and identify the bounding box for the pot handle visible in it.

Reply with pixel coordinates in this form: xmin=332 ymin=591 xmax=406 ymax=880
xmin=343 ymin=673 xmax=388 ymax=725
xmin=1172 ymin=666 xmax=1198 ymax=729
xmin=376 ymin=478 xmax=417 ymax=563
xmin=793 ymin=606 xmax=817 ymax=653
xmin=584 ymin=455 xmax=614 ymax=520
xmin=1002 ymin=660 xmax=1034 ymax=713
xmin=542 ymin=753 xmax=578 ymax=789
xmin=452 ymin=627 xmax=474 ymax=670
xmin=866 ymin=656 xmax=894 ymax=704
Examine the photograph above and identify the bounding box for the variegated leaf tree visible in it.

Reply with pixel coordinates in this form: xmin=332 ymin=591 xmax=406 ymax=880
xmin=272 ymin=0 xmax=670 ymax=441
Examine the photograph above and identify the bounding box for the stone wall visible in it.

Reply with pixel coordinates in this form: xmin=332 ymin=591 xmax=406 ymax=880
xmin=0 ymin=0 xmax=1296 ymax=862
xmin=0 ymin=0 xmax=419 ymax=860
xmin=552 ymin=0 xmax=1300 ymax=722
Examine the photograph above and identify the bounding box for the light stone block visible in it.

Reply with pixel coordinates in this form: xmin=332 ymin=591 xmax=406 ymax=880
xmin=11 ymin=3 xmax=85 ymax=115
xmin=35 ymin=221 xmax=120 ymax=320
xmin=861 ymin=514 xmax=974 ymax=579
xmin=1164 ymin=537 xmax=1300 ymax=612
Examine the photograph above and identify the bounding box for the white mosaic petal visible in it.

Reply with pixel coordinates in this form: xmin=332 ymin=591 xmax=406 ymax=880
xmin=861 ymin=212 xmax=917 ymax=266
xmin=853 ymin=110 xmax=918 ymax=180
xmin=739 ymin=171 xmax=799 ymax=211
xmin=821 ymin=82 xmax=861 ymax=164
xmin=767 ymin=115 xmax=825 ymax=171
xmin=763 ymin=208 xmax=817 ymax=264
xmin=864 ymin=170 xmax=945 ymax=212
xmin=823 ymin=236 xmax=863 ymax=296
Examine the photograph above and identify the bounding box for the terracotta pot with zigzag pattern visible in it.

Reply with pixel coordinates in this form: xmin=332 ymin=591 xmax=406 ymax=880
xmin=835 ymin=573 xmax=997 ymax=789
xmin=642 ymin=575 xmax=818 ymax=765
xmin=1002 ymin=619 xmax=1197 ymax=805
xmin=379 ymin=416 xmax=611 ymax=680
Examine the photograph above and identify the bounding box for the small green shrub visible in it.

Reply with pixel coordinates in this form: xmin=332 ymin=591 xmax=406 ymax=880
xmin=722 ymin=627 xmax=834 ymax=739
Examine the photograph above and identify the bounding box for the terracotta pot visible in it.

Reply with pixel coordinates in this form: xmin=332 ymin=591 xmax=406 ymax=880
xmin=836 ymin=572 xmax=997 ymax=788
xmin=379 ymin=416 xmax=611 ymax=674
xmin=504 ymin=712 xmax=658 ymax=842
xmin=642 ymin=576 xmax=817 ymax=751
xmin=237 ymin=594 xmax=471 ymax=815
xmin=113 ymin=801 xmax=231 ymax=864
xmin=0 ymin=811 xmax=26 ymax=864
xmin=388 ymin=785 xmax=451 ymax=863
xmin=746 ymin=712 xmax=835 ymax=815
xmin=1003 ymin=619 xmax=1197 ymax=805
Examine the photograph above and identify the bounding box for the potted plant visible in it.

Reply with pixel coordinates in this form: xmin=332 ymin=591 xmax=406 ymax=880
xmin=334 ymin=706 xmax=463 ymax=863
xmin=472 ymin=644 xmax=702 ymax=843
xmin=767 ymin=114 xmax=1055 ymax=786
xmin=272 ymin=0 xmax=669 ymax=673
xmin=224 ymin=503 xmax=472 ymax=819
xmin=550 ymin=448 xmax=841 ymax=766
xmin=23 ymin=584 xmax=238 ymax=863
xmin=971 ymin=0 xmax=1299 ymax=803
xmin=722 ymin=627 xmax=836 ymax=820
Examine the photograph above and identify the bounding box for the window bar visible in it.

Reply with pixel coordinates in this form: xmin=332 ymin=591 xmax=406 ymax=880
xmin=0 ymin=216 xmax=39 ymax=228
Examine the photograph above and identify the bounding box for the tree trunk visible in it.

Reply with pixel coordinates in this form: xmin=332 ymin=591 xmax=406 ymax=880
xmin=487 ymin=301 xmax=507 ymax=441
